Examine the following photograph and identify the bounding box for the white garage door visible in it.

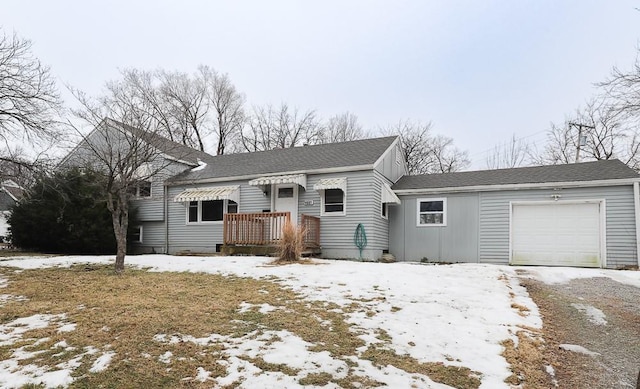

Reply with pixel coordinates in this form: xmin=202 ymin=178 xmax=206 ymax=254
xmin=511 ymin=202 xmax=602 ymax=268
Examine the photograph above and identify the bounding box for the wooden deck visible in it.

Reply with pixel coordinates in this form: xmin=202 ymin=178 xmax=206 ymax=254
xmin=222 ymin=212 xmax=321 ymax=255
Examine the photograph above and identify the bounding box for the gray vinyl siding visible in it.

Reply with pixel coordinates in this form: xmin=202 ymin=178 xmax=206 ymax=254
xmin=132 ymin=158 xmax=192 ymax=222
xmin=392 ymin=184 xmax=637 ymax=268
xmin=478 ymin=185 xmax=637 ymax=268
xmin=389 ymin=193 xmax=479 ymax=263
xmin=167 ymin=179 xmax=270 ymax=254
xmin=131 ymin=221 xmax=165 ymax=253
xmin=374 ymin=142 xmax=406 ymax=183
xmin=303 ymin=170 xmax=387 ymax=260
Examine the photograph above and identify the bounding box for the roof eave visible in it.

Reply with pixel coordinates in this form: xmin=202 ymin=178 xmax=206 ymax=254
xmin=167 ymin=164 xmax=374 ymax=186
xmin=393 ymin=177 xmax=640 ymax=195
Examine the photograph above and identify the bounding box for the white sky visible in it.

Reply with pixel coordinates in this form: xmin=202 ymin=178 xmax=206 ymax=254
xmin=3 ymin=1 xmax=640 ymax=168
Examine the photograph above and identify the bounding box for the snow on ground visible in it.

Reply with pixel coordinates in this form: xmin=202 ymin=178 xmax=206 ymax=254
xmin=0 ymin=254 xmax=544 ymax=388
xmin=570 ymin=303 xmax=608 ymax=326
xmin=559 ymin=344 xmax=601 ymax=357
xmin=521 ymin=266 xmax=640 ymax=287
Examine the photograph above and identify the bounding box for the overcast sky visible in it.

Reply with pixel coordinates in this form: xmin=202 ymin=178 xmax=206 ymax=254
xmin=3 ymin=1 xmax=640 ymax=169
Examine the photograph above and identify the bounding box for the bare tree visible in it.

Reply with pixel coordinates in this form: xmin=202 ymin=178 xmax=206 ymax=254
xmin=601 ymin=52 xmax=640 ymax=118
xmin=317 ymin=112 xmax=366 ymax=144
xmin=67 ymin=79 xmax=197 ymax=273
xmin=240 ymin=103 xmax=321 ymax=152
xmin=196 ymin=66 xmax=245 ymax=155
xmin=382 ymin=120 xmax=469 ymax=174
xmin=486 ymin=134 xmax=531 ymax=169
xmin=533 ymin=98 xmax=640 ymax=169
xmin=0 ymin=29 xmax=63 ymax=181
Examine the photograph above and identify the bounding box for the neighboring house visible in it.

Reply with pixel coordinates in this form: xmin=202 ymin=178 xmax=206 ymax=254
xmin=0 ymin=180 xmax=25 ymax=240
xmin=390 ymin=160 xmax=640 ymax=269
xmin=59 ymin=119 xmax=215 ymax=254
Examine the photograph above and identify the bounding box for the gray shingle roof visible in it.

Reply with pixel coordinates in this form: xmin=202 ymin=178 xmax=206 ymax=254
xmin=393 ymin=159 xmax=639 ymax=190
xmin=168 ymin=136 xmax=398 ymax=183
xmin=113 ymin=120 xmax=214 ymax=165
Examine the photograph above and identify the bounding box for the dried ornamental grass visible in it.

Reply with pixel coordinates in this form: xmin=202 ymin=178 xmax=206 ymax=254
xmin=277 ymin=221 xmax=306 ymax=262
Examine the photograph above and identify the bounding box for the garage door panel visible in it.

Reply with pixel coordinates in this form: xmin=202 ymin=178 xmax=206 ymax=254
xmin=511 ymin=202 xmax=601 ymax=268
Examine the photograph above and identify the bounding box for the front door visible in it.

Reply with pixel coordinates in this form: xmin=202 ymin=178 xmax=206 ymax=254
xmin=274 ymin=184 xmax=298 ymax=225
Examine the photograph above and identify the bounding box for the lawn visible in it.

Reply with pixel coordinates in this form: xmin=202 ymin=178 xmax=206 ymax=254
xmin=0 ymin=255 xmax=545 ymax=388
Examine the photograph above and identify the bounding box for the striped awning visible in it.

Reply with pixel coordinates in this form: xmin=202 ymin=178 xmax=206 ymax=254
xmin=248 ymin=174 xmax=307 ymax=189
xmin=173 ymin=186 xmax=240 ymax=203
xmin=381 ymin=182 xmax=401 ymax=204
xmin=313 ymin=177 xmax=347 ymax=192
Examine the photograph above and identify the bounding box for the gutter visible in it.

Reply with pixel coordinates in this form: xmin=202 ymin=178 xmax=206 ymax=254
xmin=166 ymin=164 xmax=374 ymax=186
xmin=393 ymin=178 xmax=640 ymax=195
xmin=164 ymin=182 xmax=169 ymax=254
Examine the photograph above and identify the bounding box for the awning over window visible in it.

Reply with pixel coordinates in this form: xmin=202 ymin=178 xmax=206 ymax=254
xmin=381 ymin=182 xmax=401 ymax=204
xmin=173 ymin=186 xmax=240 ymax=203
xmin=248 ymin=174 xmax=307 ymax=189
xmin=313 ymin=177 xmax=347 ymax=192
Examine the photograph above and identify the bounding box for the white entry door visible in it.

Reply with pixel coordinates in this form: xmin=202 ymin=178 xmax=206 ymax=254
xmin=511 ymin=201 xmax=603 ymax=268
xmin=274 ymin=184 xmax=298 ymax=225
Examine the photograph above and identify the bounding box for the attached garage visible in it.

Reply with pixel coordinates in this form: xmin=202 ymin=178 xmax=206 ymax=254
xmin=510 ymin=201 xmax=604 ymax=268
xmin=390 ymin=159 xmax=640 ymax=269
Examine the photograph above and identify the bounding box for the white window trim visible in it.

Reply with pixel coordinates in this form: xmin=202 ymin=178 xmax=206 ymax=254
xmin=416 ymin=197 xmax=447 ymax=227
xmin=132 ymin=225 xmax=143 ymax=243
xmin=320 ymin=188 xmax=346 ymax=216
xmin=186 ymin=199 xmax=237 ymax=224
xmin=132 ymin=181 xmax=152 ymax=199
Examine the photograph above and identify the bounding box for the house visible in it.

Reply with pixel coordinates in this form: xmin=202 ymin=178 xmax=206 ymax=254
xmin=163 ymin=136 xmax=405 ymax=259
xmin=61 ymin=120 xmax=640 ymax=269
xmin=390 ymin=160 xmax=640 ymax=269
xmin=0 ymin=180 xmax=25 ymax=241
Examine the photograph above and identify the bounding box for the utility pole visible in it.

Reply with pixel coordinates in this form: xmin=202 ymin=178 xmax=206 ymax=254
xmin=569 ymin=122 xmax=595 ymax=163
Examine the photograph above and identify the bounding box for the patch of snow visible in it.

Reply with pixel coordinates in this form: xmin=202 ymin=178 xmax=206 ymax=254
xmin=90 ymin=351 xmax=115 ymax=373
xmin=195 ymin=367 xmax=211 ymax=382
xmin=521 ymin=266 xmax=640 ymax=288
xmin=237 ymin=301 xmax=280 ymax=314
xmin=571 ymin=303 xmax=607 ymax=326
xmin=159 ymin=351 xmax=173 ymax=364
xmin=0 ymin=314 xmax=65 ymax=346
xmin=58 ymin=323 xmax=77 ymax=333
xmin=559 ymin=344 xmax=601 ymax=357
xmin=545 ymin=364 xmax=558 ymax=387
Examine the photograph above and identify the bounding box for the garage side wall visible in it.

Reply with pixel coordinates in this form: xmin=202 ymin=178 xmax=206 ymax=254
xmin=389 ymin=193 xmax=480 ymax=263
xmin=479 ymin=185 xmax=637 ymax=268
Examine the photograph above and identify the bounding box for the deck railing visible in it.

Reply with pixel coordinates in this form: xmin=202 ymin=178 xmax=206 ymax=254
xmin=223 ymin=212 xmax=291 ymax=245
xmin=223 ymin=212 xmax=321 ymax=248
xmin=301 ymin=214 xmax=320 ymax=247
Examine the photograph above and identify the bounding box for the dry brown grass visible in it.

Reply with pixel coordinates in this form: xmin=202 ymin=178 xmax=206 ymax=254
xmin=0 ymin=264 xmax=485 ymax=388
xmin=277 ymin=221 xmax=306 ymax=262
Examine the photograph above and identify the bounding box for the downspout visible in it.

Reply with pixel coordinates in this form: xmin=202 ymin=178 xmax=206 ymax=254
xmin=634 ymin=182 xmax=640 ymax=268
xmin=164 ymin=183 xmax=169 ymax=254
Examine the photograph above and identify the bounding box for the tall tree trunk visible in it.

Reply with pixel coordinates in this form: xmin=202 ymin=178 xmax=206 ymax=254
xmin=108 ymin=191 xmax=129 ymax=274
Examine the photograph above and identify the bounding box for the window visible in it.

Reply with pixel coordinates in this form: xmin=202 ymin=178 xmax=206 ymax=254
xmin=381 ymin=203 xmax=388 ymax=219
xmin=278 ymin=187 xmax=294 ymax=198
xmin=129 ymin=181 xmax=151 ymax=198
xmin=130 ymin=226 xmax=143 ymax=243
xmin=322 ymin=189 xmax=345 ymax=215
xmin=417 ymin=198 xmax=446 ymax=226
xmin=187 ymin=199 xmax=238 ymax=223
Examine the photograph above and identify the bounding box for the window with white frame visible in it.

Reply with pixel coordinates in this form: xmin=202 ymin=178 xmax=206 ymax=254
xmin=417 ymin=198 xmax=446 ymax=226
xmin=187 ymin=199 xmax=238 ymax=223
xmin=322 ymin=189 xmax=345 ymax=215
xmin=129 ymin=181 xmax=151 ymax=198
xmin=130 ymin=226 xmax=143 ymax=243
xmin=381 ymin=202 xmax=388 ymax=219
